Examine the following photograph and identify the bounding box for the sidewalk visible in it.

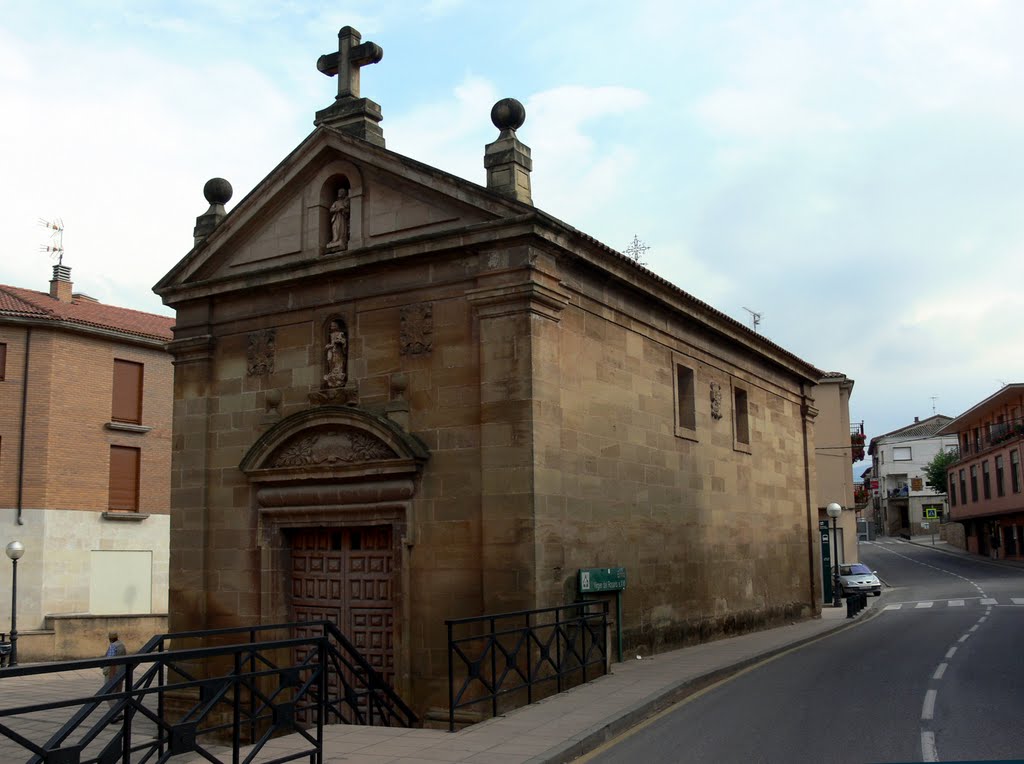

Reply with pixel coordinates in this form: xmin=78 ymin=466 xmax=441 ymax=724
xmin=902 ymin=534 xmax=1024 ymax=569
xmin=222 ymin=602 xmax=873 ymax=764
xmin=0 ymin=603 xmax=876 ymax=764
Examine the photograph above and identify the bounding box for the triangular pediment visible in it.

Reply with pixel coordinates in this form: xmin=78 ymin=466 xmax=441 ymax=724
xmin=155 ymin=128 xmax=529 ymax=297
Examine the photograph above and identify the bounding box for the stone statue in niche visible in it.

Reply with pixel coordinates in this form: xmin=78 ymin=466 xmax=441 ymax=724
xmin=247 ymin=328 xmax=276 ymax=376
xmin=400 ymin=303 xmax=433 ymax=356
xmin=323 ymin=320 xmax=348 ymax=389
xmin=710 ymin=382 xmax=723 ymax=420
xmin=327 ymin=187 xmax=351 ymax=250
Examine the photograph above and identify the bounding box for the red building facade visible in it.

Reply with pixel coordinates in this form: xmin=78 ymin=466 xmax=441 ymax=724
xmin=939 ymin=385 xmax=1024 ymax=559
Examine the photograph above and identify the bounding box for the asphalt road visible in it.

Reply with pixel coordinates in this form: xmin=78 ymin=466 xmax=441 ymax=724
xmin=582 ymin=539 xmax=1024 ymax=764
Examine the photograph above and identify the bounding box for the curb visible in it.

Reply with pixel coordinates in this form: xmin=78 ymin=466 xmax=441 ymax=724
xmin=903 ymin=539 xmax=1024 ymax=571
xmin=532 ymin=602 xmax=883 ymax=764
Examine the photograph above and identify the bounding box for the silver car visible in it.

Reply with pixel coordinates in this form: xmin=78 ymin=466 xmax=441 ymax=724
xmin=838 ymin=563 xmax=882 ymax=597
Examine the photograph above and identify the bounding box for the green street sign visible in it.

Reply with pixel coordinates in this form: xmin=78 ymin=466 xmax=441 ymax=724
xmin=579 ymin=567 xmax=627 ymax=593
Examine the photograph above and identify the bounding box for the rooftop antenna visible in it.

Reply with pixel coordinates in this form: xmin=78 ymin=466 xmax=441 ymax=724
xmin=623 ymin=235 xmax=650 ymax=266
xmin=38 ymin=217 xmax=64 ymax=265
xmin=743 ymin=306 xmax=762 ymax=333
xmin=930 ymin=395 xmax=938 ymax=415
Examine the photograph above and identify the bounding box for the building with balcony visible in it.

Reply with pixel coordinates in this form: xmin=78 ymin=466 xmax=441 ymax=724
xmin=937 ymin=385 xmax=1024 ymax=559
xmin=868 ymin=415 xmax=958 ymax=536
xmin=0 ymin=265 xmax=174 ymax=659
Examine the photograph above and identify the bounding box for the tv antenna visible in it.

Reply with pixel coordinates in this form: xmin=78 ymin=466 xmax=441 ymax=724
xmin=623 ymin=235 xmax=649 ymax=266
xmin=743 ymin=306 xmax=763 ymax=333
xmin=930 ymin=395 xmax=938 ymax=415
xmin=38 ymin=217 xmax=65 ymax=265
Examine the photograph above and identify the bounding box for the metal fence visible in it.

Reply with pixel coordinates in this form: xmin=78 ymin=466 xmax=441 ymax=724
xmin=0 ymin=620 xmax=416 ymax=764
xmin=445 ymin=601 xmax=608 ymax=732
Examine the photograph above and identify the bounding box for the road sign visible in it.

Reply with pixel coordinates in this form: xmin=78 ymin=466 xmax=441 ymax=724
xmin=924 ymin=507 xmax=939 ymax=519
xmin=579 ymin=567 xmax=626 ymax=593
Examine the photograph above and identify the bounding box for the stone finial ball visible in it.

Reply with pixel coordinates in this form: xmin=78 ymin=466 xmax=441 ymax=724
xmin=204 ymin=177 xmax=233 ymax=206
xmin=491 ymin=98 xmax=526 ymax=131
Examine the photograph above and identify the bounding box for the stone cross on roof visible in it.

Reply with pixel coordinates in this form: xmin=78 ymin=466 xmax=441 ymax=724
xmin=317 ymin=26 xmax=383 ymax=101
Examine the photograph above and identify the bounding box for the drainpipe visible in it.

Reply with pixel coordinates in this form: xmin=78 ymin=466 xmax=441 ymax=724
xmin=15 ymin=328 xmax=31 ymax=526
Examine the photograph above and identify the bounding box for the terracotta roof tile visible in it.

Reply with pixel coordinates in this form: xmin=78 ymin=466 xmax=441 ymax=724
xmin=0 ymin=284 xmax=174 ymax=342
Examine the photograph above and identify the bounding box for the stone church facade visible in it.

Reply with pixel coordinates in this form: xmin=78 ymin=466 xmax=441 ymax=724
xmin=155 ymin=27 xmax=824 ymax=715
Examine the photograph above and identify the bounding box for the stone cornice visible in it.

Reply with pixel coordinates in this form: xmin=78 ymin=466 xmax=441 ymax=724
xmin=166 ymin=334 xmax=215 ymax=363
xmin=465 ymin=280 xmax=570 ymax=322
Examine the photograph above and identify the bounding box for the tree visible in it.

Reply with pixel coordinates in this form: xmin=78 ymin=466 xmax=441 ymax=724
xmin=924 ymin=448 xmax=960 ymax=492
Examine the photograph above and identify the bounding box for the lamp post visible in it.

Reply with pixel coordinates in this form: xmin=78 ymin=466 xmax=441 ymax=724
xmin=826 ymin=503 xmax=842 ymax=608
xmin=6 ymin=541 xmax=24 ymax=666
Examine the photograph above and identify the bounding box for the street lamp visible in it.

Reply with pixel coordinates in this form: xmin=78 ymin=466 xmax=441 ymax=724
xmin=826 ymin=503 xmax=842 ymax=608
xmin=6 ymin=541 xmax=24 ymax=666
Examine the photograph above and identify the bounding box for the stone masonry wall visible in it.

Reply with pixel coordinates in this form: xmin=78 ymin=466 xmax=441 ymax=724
xmin=532 ymin=258 xmax=816 ymax=654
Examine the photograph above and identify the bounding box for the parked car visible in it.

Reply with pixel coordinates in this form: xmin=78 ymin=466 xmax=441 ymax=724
xmin=837 ymin=563 xmax=881 ymax=597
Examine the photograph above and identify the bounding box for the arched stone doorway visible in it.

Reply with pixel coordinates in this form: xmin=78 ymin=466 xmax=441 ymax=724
xmin=239 ymin=405 xmax=428 ymax=695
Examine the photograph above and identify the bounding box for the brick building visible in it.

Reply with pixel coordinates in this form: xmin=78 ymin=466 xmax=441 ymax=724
xmin=0 ymin=265 xmax=173 ymax=658
xmin=154 ymin=27 xmax=827 ymax=715
xmin=939 ymin=385 xmax=1024 ymax=558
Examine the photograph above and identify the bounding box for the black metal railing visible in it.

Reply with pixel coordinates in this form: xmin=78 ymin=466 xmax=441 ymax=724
xmin=0 ymin=620 xmax=416 ymax=764
xmin=446 ymin=601 xmax=608 ymax=732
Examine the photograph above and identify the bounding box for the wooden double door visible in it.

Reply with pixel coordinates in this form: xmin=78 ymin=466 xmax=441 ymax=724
xmin=288 ymin=526 xmax=395 ymax=688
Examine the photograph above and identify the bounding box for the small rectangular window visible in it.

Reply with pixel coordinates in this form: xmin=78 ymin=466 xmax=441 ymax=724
xmin=996 ymin=455 xmax=1005 ymax=497
xmin=960 ymin=469 xmax=967 ymax=503
xmin=0 ymin=342 xmax=6 ymax=381
xmin=970 ymin=465 xmax=979 ymax=502
xmin=673 ymin=360 xmax=696 ymax=439
xmin=949 ymin=476 xmax=957 ymax=507
xmin=983 ymin=460 xmax=991 ymax=500
xmin=893 ymin=446 xmax=912 ymax=461
xmin=112 ymin=359 xmax=144 ymax=424
xmin=108 ymin=445 xmax=140 ymax=511
xmin=1012 ymin=450 xmax=1021 ymax=494
xmin=733 ymin=385 xmax=750 ymax=449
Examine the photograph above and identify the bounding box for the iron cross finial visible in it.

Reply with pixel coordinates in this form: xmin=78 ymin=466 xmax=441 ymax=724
xmin=317 ymin=26 xmax=384 ymax=101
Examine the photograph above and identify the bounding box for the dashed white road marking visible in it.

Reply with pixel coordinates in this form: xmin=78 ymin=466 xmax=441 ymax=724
xmin=1013 ymin=598 xmax=1024 ymax=605
xmin=958 ymin=634 xmax=970 ymax=643
xmin=933 ymin=663 xmax=948 ymax=680
xmin=945 ymin=647 xmax=957 ymax=659
xmin=916 ymin=602 xmax=934 ymax=609
xmin=884 ymin=604 xmax=902 ymax=610
xmin=922 ymin=731 xmax=938 ymax=762
xmin=969 ymin=624 xmax=979 ymax=633
xmin=949 ymin=599 xmax=965 ymax=606
xmin=981 ymin=598 xmax=997 ymax=605
xmin=922 ymin=689 xmax=937 ymax=720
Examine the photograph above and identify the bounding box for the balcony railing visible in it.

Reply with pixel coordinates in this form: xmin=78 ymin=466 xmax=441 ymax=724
xmin=955 ymin=419 xmax=1024 ymax=461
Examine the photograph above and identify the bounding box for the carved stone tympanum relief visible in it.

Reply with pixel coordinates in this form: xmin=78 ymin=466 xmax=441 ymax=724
xmin=272 ymin=427 xmax=396 ymax=467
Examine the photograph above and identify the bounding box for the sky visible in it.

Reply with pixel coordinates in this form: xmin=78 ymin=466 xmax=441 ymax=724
xmin=3 ymin=0 xmax=1023 ymax=475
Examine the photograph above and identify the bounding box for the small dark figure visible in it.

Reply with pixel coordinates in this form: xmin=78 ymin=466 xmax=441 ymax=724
xmin=102 ymin=631 xmax=127 ymax=719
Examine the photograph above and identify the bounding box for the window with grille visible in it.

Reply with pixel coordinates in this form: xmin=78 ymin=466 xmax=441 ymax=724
xmin=673 ymin=361 xmax=697 ymax=439
xmin=111 ymin=360 xmax=143 ymax=424
xmin=733 ymin=385 xmax=750 ymax=450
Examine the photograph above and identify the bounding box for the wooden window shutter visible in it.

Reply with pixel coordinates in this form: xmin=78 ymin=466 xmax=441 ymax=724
xmin=0 ymin=343 xmax=6 ymax=381
xmin=112 ymin=360 xmax=143 ymax=424
xmin=108 ymin=446 xmax=140 ymax=511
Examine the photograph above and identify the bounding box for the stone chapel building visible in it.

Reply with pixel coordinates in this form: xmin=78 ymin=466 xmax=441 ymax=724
xmin=155 ymin=27 xmax=825 ymax=714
